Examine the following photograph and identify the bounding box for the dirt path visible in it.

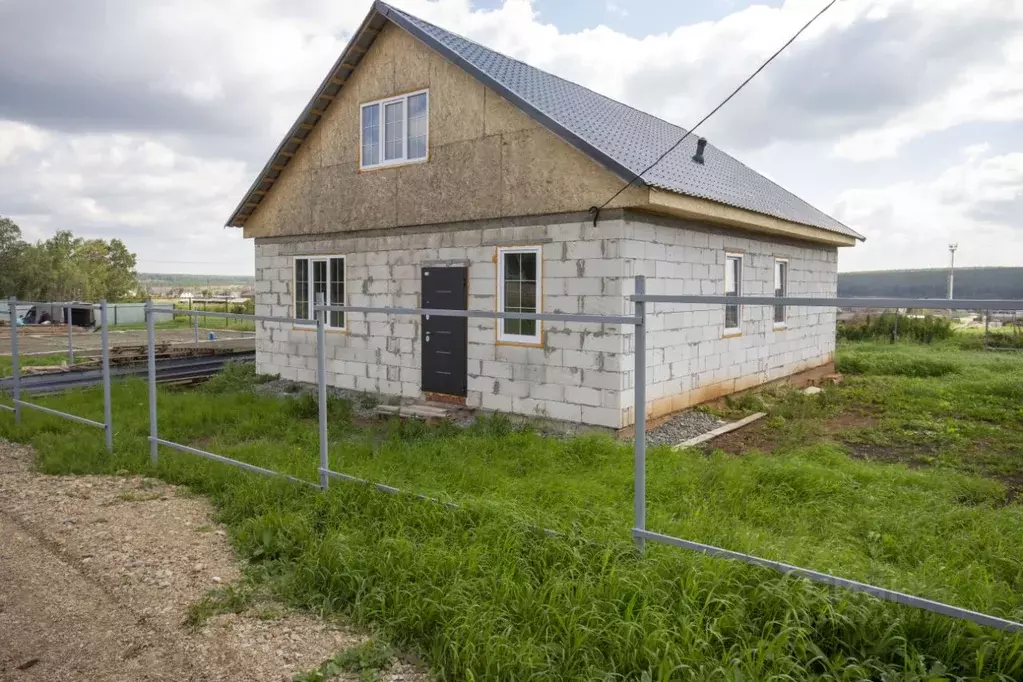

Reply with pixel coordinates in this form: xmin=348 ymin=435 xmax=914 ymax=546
xmin=0 ymin=441 xmax=426 ymax=681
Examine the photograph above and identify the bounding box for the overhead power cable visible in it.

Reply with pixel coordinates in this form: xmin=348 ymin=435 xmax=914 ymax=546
xmin=589 ymin=0 xmax=840 ymax=225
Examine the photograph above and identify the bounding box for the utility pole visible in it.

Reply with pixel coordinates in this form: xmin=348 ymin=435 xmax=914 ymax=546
xmin=947 ymin=243 xmax=958 ymax=319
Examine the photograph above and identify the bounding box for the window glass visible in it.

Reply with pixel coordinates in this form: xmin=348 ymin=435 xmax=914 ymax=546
xmin=312 ymin=260 xmax=328 ymax=319
xmin=408 ymin=93 xmax=428 ymax=159
xmin=295 ymin=259 xmax=310 ymax=321
xmin=774 ymin=260 xmax=787 ymax=323
xmin=725 ymin=255 xmax=742 ymax=330
xmin=384 ymin=101 xmax=404 ymax=161
xmin=502 ymin=250 xmax=538 ymax=338
xmin=361 ymin=104 xmax=380 ymax=166
xmin=330 ymin=257 xmax=345 ymax=329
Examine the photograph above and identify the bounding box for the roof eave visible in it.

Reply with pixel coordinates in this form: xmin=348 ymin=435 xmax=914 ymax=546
xmin=645 ymin=188 xmax=861 ymax=247
xmin=225 ymin=6 xmax=388 ymax=228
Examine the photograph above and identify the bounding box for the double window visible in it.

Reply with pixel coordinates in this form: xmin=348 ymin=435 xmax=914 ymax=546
xmin=360 ymin=90 xmax=429 ymax=169
xmin=497 ymin=246 xmax=542 ymax=344
xmin=294 ymin=255 xmax=346 ymax=329
xmin=774 ymin=259 xmax=788 ymax=324
xmin=724 ymin=252 xmax=743 ymax=332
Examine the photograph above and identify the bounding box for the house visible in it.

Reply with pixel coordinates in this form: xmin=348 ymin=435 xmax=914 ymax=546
xmin=226 ymin=1 xmax=864 ymax=429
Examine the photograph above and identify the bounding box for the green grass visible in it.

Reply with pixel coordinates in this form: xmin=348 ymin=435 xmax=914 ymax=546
xmin=1 ymin=344 xmax=1022 ymax=680
xmin=295 ymin=639 xmax=395 ymax=682
xmin=0 ymin=352 xmax=86 ymax=377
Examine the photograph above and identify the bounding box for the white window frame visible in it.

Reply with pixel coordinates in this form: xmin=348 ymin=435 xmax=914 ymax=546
xmin=293 ymin=255 xmax=346 ymax=330
xmin=497 ymin=245 xmax=543 ymax=345
xmin=724 ymin=251 xmax=743 ymax=334
xmin=774 ymin=258 xmax=789 ymax=327
xmin=359 ymin=89 xmax=429 ymax=170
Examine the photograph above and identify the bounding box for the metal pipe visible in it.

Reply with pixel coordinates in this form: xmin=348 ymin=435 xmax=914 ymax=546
xmin=12 ymin=301 xmax=100 ymax=309
xmin=148 ymin=307 xmax=315 ymax=326
xmin=66 ymin=305 xmax=74 ymax=365
xmin=633 ymin=528 xmax=1022 ymax=633
xmin=146 ymin=300 xmax=158 ymax=465
xmin=100 ymin=300 xmax=113 ymax=452
xmin=316 ymin=293 xmax=329 ymax=490
xmin=313 ymin=304 xmax=641 ymax=326
xmin=633 ymin=275 xmax=647 ymax=554
xmin=8 ymin=297 xmax=20 ymax=425
xmin=630 ymin=295 xmax=1023 ymax=310
xmin=194 ymin=310 xmax=199 ymax=343
xmin=154 ymin=438 xmax=318 ymax=488
xmin=15 ymin=400 xmax=106 ymax=429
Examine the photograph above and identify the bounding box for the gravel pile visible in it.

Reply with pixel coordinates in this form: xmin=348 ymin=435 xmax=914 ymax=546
xmin=646 ymin=410 xmax=727 ymax=447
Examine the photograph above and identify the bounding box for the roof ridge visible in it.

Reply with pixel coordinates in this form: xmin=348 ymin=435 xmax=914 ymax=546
xmin=379 ymin=1 xmax=692 ymax=151
xmin=381 ymin=1 xmax=848 ymax=234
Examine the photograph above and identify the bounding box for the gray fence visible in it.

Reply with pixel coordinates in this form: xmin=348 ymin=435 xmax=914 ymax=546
xmin=4 ymin=290 xmax=1023 ymax=633
xmin=3 ymin=298 xmax=114 ymax=452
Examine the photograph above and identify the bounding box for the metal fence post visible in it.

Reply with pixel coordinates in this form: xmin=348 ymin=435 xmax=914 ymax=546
xmin=66 ymin=305 xmax=74 ymax=365
xmin=194 ymin=311 xmax=199 ymax=344
xmin=316 ymin=294 xmax=329 ymax=490
xmin=633 ymin=275 xmax=647 ymax=553
xmin=8 ymin=297 xmax=21 ymax=425
xmin=984 ymin=310 xmax=990 ymax=350
xmin=100 ymin=300 xmax=113 ymax=452
xmin=146 ymin=300 xmax=158 ymax=465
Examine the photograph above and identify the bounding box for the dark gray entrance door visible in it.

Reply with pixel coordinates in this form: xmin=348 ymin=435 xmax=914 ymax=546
xmin=421 ymin=267 xmax=468 ymax=396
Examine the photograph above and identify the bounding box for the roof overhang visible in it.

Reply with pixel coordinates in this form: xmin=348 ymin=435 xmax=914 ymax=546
xmin=225 ymin=5 xmax=390 ymax=227
xmin=644 ymin=189 xmax=861 ymax=247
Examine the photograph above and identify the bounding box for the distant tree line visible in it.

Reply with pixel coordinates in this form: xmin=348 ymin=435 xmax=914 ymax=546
xmin=839 ymin=268 xmax=1023 ymax=299
xmin=0 ymin=216 xmax=140 ymax=303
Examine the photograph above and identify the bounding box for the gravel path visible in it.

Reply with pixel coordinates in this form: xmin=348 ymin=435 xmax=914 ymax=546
xmin=646 ymin=410 xmax=727 ymax=447
xmin=0 ymin=439 xmax=428 ymax=682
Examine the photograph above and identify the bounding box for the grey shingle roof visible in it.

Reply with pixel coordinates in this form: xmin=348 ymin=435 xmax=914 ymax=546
xmin=378 ymin=1 xmax=862 ymax=240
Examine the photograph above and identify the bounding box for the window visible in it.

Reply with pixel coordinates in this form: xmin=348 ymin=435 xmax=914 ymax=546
xmin=294 ymin=255 xmax=345 ymax=329
xmin=724 ymin=253 xmax=742 ymax=331
xmin=774 ymin=259 xmax=788 ymax=325
xmin=360 ymin=90 xmax=428 ymax=169
xmin=497 ymin=245 xmax=542 ymax=344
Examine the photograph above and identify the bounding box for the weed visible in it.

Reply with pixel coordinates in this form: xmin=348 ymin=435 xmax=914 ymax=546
xmin=2 ymin=343 xmax=1023 ymax=679
xmin=838 ymin=313 xmax=953 ymax=343
xmin=184 ymin=583 xmax=254 ymax=630
xmin=294 ymin=639 xmax=395 ymax=682
xmin=115 ymin=491 xmax=163 ymax=502
xmin=202 ymin=362 xmax=274 ymax=393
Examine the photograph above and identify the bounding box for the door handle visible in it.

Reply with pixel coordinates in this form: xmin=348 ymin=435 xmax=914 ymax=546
xmin=425 ymin=333 xmax=431 ymax=343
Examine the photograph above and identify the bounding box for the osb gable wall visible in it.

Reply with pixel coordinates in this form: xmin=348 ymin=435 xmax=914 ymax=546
xmin=243 ymin=22 xmax=644 ymax=239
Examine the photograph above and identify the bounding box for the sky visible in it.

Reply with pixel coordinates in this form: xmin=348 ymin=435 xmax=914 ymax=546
xmin=0 ymin=0 xmax=1020 ymax=276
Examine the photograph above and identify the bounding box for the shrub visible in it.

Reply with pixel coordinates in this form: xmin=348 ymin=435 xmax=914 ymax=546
xmin=836 ymin=353 xmax=959 ymax=378
xmin=838 ymin=313 xmax=953 ymax=344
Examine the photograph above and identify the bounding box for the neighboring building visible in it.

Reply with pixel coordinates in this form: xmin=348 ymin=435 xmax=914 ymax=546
xmin=226 ymin=1 xmax=863 ymax=429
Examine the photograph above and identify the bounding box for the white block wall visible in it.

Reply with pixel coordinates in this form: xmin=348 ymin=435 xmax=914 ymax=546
xmin=618 ymin=213 xmax=839 ymax=426
xmin=253 ymin=212 xmax=842 ymax=429
xmin=253 ymin=216 xmax=630 ymax=428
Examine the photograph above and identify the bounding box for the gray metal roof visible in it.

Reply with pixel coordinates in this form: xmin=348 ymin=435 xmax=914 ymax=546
xmin=229 ymin=1 xmax=861 ymax=240
xmin=378 ymin=2 xmax=861 ymax=240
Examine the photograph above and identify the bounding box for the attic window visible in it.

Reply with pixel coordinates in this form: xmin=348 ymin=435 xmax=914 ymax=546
xmin=360 ymin=90 xmax=429 ymax=169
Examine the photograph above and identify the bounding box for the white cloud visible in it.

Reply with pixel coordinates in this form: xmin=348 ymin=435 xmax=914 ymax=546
xmin=0 ymin=0 xmax=1020 ymax=275
xmin=835 ymin=148 xmax=1023 ymax=270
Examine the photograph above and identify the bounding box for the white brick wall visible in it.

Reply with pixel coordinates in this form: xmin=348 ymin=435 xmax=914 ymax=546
xmin=254 ymin=212 xmax=842 ymax=430
xmin=619 ymin=214 xmax=839 ymax=426
xmin=254 ymin=217 xmax=629 ymax=427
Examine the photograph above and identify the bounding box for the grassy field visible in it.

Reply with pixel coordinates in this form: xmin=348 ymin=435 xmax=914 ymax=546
xmin=0 ymin=353 xmax=86 ymax=377
xmin=1 ymin=342 xmax=1021 ymax=679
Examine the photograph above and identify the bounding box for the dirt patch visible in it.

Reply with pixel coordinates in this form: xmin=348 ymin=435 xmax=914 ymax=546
xmin=824 ymin=411 xmax=879 ymax=433
xmin=707 ymin=420 xmax=784 ymax=454
xmin=0 ymin=440 xmax=429 ymax=682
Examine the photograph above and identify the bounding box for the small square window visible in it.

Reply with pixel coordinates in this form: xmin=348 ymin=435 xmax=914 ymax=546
xmin=360 ymin=91 xmax=428 ymax=169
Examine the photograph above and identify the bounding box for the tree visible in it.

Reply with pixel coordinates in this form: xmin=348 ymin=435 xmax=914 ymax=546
xmin=0 ymin=217 xmax=24 ymax=298
xmin=0 ymin=216 xmax=141 ymax=302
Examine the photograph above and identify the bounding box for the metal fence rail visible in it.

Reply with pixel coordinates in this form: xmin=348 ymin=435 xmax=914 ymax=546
xmin=629 ymin=291 xmax=1023 ymax=633
xmin=4 ymin=297 xmax=113 ymax=452
xmin=5 ymin=291 xmax=1023 ymax=633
